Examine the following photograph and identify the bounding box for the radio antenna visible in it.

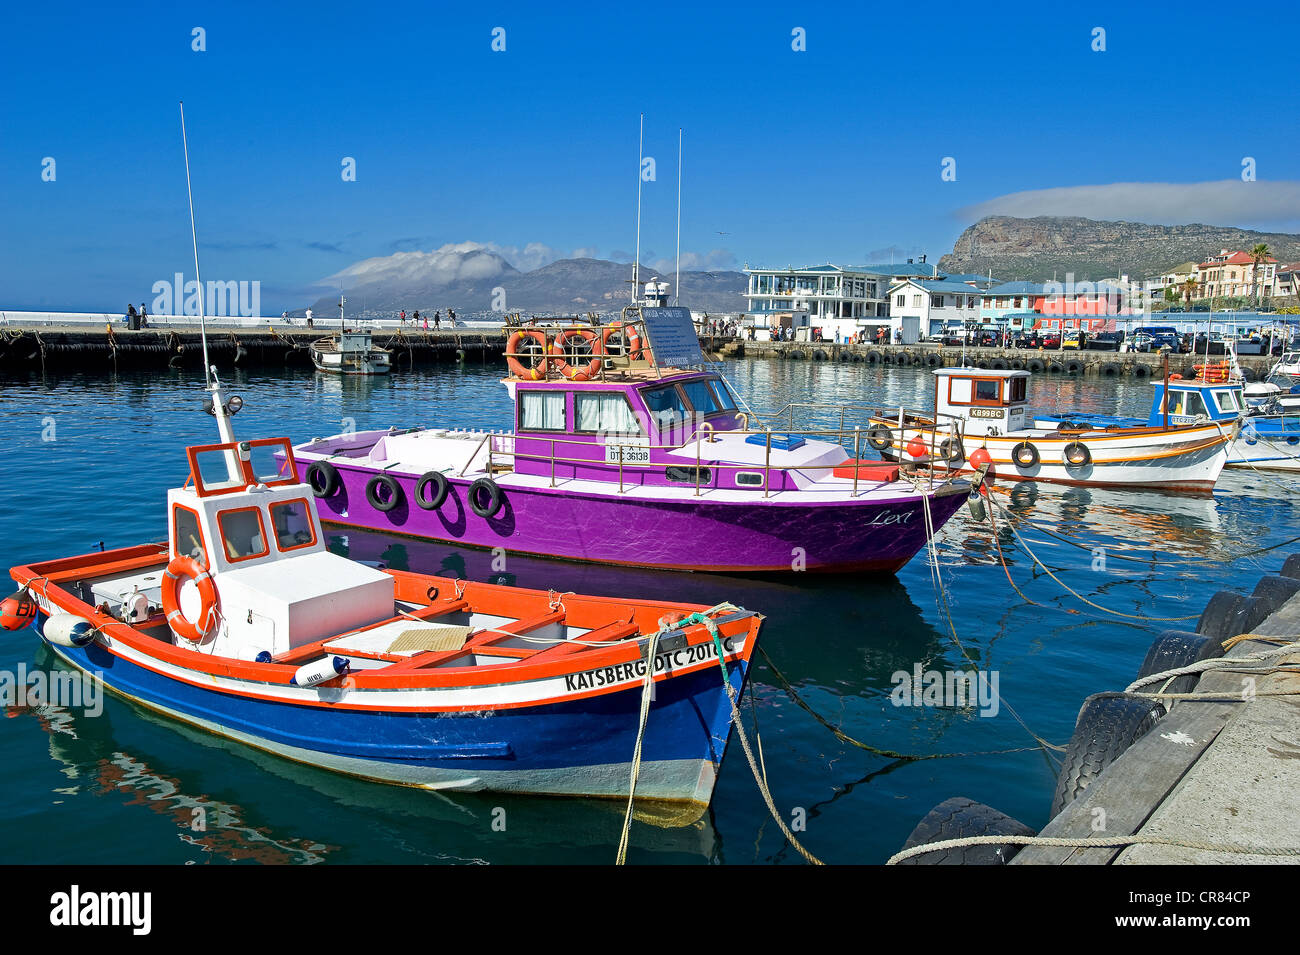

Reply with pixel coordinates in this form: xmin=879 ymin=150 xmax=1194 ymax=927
xmin=178 ymin=101 xmax=212 ymax=386
xmin=674 ymin=128 xmax=682 ymax=305
xmin=633 ymin=113 xmax=643 ymax=303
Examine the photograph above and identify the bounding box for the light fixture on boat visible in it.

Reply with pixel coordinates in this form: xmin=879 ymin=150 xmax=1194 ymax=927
xmin=202 ymin=395 xmax=244 ymax=416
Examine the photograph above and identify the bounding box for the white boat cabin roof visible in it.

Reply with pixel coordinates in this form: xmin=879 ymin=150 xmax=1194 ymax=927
xmin=933 ymin=368 xmax=1030 ymax=380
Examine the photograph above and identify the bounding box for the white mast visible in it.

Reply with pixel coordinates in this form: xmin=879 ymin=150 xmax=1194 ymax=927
xmin=633 ymin=113 xmax=643 ymax=302
xmin=674 ymin=127 xmax=682 ymax=306
xmin=180 ymin=101 xmax=239 ymax=478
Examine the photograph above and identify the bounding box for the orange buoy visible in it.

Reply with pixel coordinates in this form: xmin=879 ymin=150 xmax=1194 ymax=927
xmin=0 ymin=589 xmax=38 ymax=631
xmin=906 ymin=436 xmax=928 ymax=459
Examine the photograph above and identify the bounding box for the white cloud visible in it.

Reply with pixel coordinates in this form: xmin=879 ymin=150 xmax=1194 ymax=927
xmin=649 ymin=249 xmax=737 ymax=272
xmin=958 ymin=180 xmax=1300 ymax=227
xmin=325 ymin=241 xmax=510 ymax=287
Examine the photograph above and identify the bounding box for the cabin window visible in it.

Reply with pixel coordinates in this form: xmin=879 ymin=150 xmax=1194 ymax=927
xmin=218 ymin=507 xmax=269 ymax=562
xmin=708 ymin=378 xmax=738 ymax=412
xmin=575 ymin=393 xmax=643 ymax=435
xmin=1213 ymin=390 xmax=1241 ymax=414
xmin=1008 ymin=377 xmax=1027 ymax=402
xmin=1167 ymin=391 xmax=1208 ymax=418
xmin=519 ymin=391 xmax=566 ymax=432
xmin=642 ymin=385 xmax=688 ymax=431
xmin=974 ymin=380 xmax=999 ymax=402
xmin=173 ymin=505 xmax=208 ymax=564
xmin=681 ymin=379 xmax=722 ymax=415
xmin=270 ymin=498 xmax=316 ymax=551
xmin=735 ymin=472 xmax=764 ymax=486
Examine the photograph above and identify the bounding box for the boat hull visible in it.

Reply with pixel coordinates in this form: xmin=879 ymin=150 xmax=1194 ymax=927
xmin=309 ymin=468 xmax=969 ymax=573
xmin=36 ymin=611 xmax=750 ymax=810
xmin=880 ymin=422 xmax=1232 ymax=491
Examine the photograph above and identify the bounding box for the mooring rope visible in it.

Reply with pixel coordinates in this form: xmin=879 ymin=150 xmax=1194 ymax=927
xmin=886 ymin=832 xmax=1300 ymax=865
xmin=614 ymin=625 xmax=661 ymax=866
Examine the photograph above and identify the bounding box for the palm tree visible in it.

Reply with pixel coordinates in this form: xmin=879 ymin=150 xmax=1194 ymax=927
xmin=1249 ymin=243 xmax=1272 ymax=310
xmin=1181 ymin=274 xmax=1200 ymax=311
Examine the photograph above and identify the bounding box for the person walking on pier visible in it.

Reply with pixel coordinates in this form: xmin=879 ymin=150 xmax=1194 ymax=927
xmin=400 ymin=309 xmax=407 ymax=326
xmin=139 ymin=304 xmax=148 ymax=327
xmin=433 ymin=310 xmax=441 ymax=330
xmin=448 ymin=307 xmax=456 ymax=326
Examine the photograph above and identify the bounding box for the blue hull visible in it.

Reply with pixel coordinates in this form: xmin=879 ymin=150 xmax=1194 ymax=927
xmin=38 ymin=615 xmax=750 ymax=805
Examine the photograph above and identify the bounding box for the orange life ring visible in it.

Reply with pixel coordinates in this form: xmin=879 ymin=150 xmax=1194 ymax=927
xmin=161 ymin=556 xmax=218 ymax=643
xmin=506 ymin=329 xmax=551 ymax=380
xmin=550 ymin=328 xmax=603 ymax=381
xmin=601 ymin=322 xmax=646 ymax=361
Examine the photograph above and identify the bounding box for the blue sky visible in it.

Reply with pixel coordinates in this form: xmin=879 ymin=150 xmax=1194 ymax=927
xmin=2 ymin=1 xmax=1298 ymax=312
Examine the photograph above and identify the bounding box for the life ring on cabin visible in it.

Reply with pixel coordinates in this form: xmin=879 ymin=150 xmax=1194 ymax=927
xmin=415 ymin=471 xmax=450 ymax=510
xmin=468 ymin=477 xmax=505 ymax=519
xmin=867 ymin=426 xmax=894 ymax=452
xmin=550 ymin=328 xmax=603 ymax=380
xmin=1063 ymin=441 xmax=1092 ymax=468
xmin=366 ymin=474 xmax=404 ymax=512
xmin=161 ymin=556 xmax=218 ymax=643
xmin=305 ymin=461 xmax=340 ymax=498
xmin=601 ymin=322 xmax=645 ymax=361
xmin=506 ymin=329 xmax=551 ymax=380
xmin=1010 ymin=441 xmax=1040 ymax=469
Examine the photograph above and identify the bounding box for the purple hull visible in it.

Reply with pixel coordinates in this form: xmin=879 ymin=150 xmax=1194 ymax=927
xmin=313 ymin=465 xmax=968 ymax=573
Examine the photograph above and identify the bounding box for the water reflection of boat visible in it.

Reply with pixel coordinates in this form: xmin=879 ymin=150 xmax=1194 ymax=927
xmin=18 ymin=644 xmax=720 ymax=862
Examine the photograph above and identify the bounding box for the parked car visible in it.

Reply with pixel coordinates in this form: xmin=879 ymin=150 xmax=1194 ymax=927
xmin=1040 ymin=332 xmax=1061 ymax=349
xmin=1086 ymin=331 xmax=1124 ymax=351
xmin=1061 ymin=330 xmax=1088 ymax=350
xmin=1127 ymin=332 xmax=1155 ymax=352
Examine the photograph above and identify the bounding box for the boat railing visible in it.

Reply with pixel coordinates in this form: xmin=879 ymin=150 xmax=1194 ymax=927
xmin=461 ymin=421 xmax=959 ymax=497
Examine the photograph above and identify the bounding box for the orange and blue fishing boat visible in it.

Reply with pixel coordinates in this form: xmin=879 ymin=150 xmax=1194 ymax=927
xmin=1 ymin=375 xmax=762 ymax=815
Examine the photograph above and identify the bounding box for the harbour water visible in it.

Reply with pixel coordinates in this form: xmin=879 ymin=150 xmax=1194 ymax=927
xmin=1 ymin=361 xmax=1295 ymax=864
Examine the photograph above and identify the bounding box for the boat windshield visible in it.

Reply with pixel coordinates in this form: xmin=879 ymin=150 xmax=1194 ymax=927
xmin=642 ymin=384 xmax=688 ymax=431
xmin=1166 ymin=390 xmax=1208 ymax=417
xmin=681 ymin=378 xmax=722 ymax=415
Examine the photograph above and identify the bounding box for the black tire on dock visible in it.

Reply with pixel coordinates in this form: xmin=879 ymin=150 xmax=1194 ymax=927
xmin=882 ymin=352 xmax=895 ymax=365
xmin=1026 ymin=359 xmax=1045 ymax=373
xmin=991 ymin=359 xmax=1008 ymax=370
xmin=813 ymin=349 xmax=828 ymax=361
xmin=910 ymin=354 xmax=924 ymax=367
xmin=1251 ymin=575 xmax=1300 ymax=616
xmin=849 ymin=351 xmax=863 ymax=362
xmin=1133 ymin=364 xmax=1151 ymax=379
xmin=1196 ymin=591 xmax=1271 ymax=641
xmin=899 ymin=797 xmax=1036 ymax=865
xmin=1136 ymin=629 xmax=1225 ymax=696
xmin=866 ymin=350 xmax=882 ymax=364
xmin=1050 ymin=692 xmax=1166 ymax=817
xmin=1065 ymin=360 xmax=1083 ymax=375
xmin=788 ymin=350 xmax=805 ymax=360
xmin=1047 ymin=361 xmax=1064 ymax=374
xmin=837 ymin=350 xmax=851 ymax=362
xmin=1009 ymin=359 xmax=1025 ymax=370
xmin=976 ymin=359 xmax=991 ymax=369
xmin=305 ymin=461 xmax=340 ymax=498
xmin=1280 ymin=554 xmax=1300 ymax=580
xmin=1099 ymin=362 xmax=1120 ymax=377
xmin=925 ymin=354 xmax=940 ymax=367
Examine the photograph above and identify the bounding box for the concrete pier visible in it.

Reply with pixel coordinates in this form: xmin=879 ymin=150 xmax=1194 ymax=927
xmin=1011 ymin=573 xmax=1300 ymax=865
xmin=0 ymin=323 xmax=501 ymax=372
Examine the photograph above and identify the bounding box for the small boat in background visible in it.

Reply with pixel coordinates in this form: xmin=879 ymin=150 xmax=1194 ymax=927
xmin=310 ymin=294 xmax=391 ymax=375
xmin=873 ymin=368 xmax=1234 ymax=491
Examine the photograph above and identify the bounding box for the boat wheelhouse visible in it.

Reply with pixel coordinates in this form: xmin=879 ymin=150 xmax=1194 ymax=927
xmin=310 ymin=330 xmax=392 ymax=375
xmin=293 ymin=308 xmax=971 ymax=573
xmin=871 ymin=368 xmax=1234 ymax=491
xmin=3 ymin=381 xmax=762 ymax=812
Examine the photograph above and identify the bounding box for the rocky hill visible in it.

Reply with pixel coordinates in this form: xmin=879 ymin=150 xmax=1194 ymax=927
xmin=939 ymin=216 xmax=1300 ymax=281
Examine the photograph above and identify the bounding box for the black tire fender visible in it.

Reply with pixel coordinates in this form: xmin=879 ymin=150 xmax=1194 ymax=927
xmin=1010 ymin=441 xmax=1040 ymax=469
xmin=1136 ymin=628 xmax=1225 ymax=696
xmin=867 ymin=426 xmax=893 ymax=452
xmin=1063 ymin=441 xmax=1092 ymax=468
xmin=468 ymin=477 xmax=505 ymax=519
xmin=305 ymin=461 xmax=340 ymax=498
xmin=365 ymin=474 xmax=404 ymax=512
xmin=899 ymin=796 xmax=1036 ymax=865
xmin=415 ymin=470 xmax=450 ymax=510
xmin=1050 ymin=692 xmax=1165 ymax=817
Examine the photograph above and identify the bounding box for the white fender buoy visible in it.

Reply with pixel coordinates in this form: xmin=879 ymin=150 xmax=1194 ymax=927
xmin=43 ymin=613 xmax=98 ymax=648
xmin=291 ymin=656 xmax=349 ymax=687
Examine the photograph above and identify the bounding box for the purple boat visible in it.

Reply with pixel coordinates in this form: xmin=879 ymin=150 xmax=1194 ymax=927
xmin=292 ymin=314 xmax=969 ymax=573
